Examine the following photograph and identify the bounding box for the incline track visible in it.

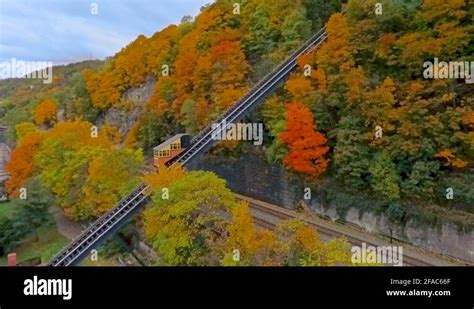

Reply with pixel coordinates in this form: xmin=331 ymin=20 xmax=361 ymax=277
xmin=48 ymin=27 xmax=329 ymax=266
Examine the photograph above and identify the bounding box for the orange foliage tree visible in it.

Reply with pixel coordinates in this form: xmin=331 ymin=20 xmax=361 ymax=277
xmin=83 ymin=69 xmax=122 ymax=109
xmin=284 ymin=75 xmax=315 ymax=105
xmin=435 ymin=149 xmax=468 ymax=169
xmin=166 ymin=3 xmax=249 ymax=130
xmin=279 ymin=103 xmax=329 ymax=178
xmin=5 ymin=132 xmax=44 ymax=196
xmin=33 ymin=99 xmax=57 ymax=126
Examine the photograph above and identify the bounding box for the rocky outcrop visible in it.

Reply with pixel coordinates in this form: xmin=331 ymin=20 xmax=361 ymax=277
xmin=101 ymin=76 xmax=156 ymax=134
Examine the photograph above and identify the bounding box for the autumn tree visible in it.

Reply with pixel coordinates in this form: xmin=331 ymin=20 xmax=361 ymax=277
xmin=83 ymin=69 xmax=122 ymax=109
xmin=163 ymin=2 xmax=250 ymax=131
xmin=14 ymin=122 xmax=39 ymax=142
xmin=33 ymin=99 xmax=57 ymax=127
xmin=279 ymin=103 xmax=329 ymax=178
xmin=284 ymin=75 xmax=315 ymax=105
xmin=31 ymin=120 xmax=142 ymax=220
xmin=5 ymin=131 xmax=44 ymax=196
xmin=79 ymin=148 xmax=143 ymax=217
xmin=142 ymin=165 xmax=187 ymax=196
xmin=316 ymin=12 xmax=354 ymax=73
xmin=396 ymin=0 xmax=472 ymax=72
xmin=147 ymin=76 xmax=175 ymax=117
xmin=146 ymin=25 xmax=179 ymax=76
xmin=143 ymin=171 xmax=238 ymax=265
xmin=277 ymin=219 xmax=352 ymax=266
xmin=221 ymin=202 xmax=285 ymax=266
xmin=435 ymin=149 xmax=468 ymax=169
xmin=114 ymin=35 xmax=149 ymax=87
xmin=368 ymin=152 xmax=400 ymax=201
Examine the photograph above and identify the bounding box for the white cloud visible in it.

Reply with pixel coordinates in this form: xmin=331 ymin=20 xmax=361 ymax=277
xmin=0 ymin=0 xmax=210 ymax=64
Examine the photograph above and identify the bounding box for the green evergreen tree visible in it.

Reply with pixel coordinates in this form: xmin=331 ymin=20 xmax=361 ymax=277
xmin=17 ymin=177 xmax=54 ymax=240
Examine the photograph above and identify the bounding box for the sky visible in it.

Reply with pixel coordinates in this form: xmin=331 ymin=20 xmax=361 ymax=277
xmin=0 ymin=0 xmax=210 ymax=65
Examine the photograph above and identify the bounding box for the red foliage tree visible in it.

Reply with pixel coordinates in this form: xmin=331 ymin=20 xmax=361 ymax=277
xmin=279 ymin=103 xmax=329 ymax=178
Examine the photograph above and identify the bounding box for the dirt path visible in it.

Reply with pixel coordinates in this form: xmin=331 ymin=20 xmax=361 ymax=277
xmin=50 ymin=207 xmax=83 ymax=240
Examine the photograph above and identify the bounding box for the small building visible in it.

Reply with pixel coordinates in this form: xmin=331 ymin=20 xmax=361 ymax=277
xmin=153 ymin=134 xmax=190 ymax=168
xmin=0 ymin=143 xmax=11 ymax=183
xmin=0 ymin=141 xmax=10 ymax=200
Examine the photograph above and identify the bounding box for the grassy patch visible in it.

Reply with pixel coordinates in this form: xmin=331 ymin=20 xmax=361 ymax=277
xmin=81 ymin=258 xmax=119 ymax=266
xmin=0 ymin=224 xmax=68 ymax=266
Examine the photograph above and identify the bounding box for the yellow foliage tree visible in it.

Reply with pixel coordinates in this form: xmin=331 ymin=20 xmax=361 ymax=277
xmin=277 ymin=219 xmax=352 ymax=266
xmin=80 ymin=148 xmax=143 ymax=217
xmin=142 ymin=165 xmax=187 ymax=198
xmin=15 ymin=122 xmax=39 ymax=141
xmin=221 ymin=202 xmax=285 ymax=266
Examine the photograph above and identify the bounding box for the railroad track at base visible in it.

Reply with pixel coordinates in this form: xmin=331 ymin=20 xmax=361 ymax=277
xmin=237 ymin=194 xmax=462 ymax=267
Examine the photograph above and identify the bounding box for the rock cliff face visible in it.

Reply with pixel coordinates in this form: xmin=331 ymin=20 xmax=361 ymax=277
xmin=192 ymin=151 xmax=474 ymax=263
xmin=101 ymin=76 xmax=156 ymax=134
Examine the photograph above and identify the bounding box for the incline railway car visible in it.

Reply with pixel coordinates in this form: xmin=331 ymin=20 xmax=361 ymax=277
xmin=153 ymin=134 xmax=191 ymax=169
